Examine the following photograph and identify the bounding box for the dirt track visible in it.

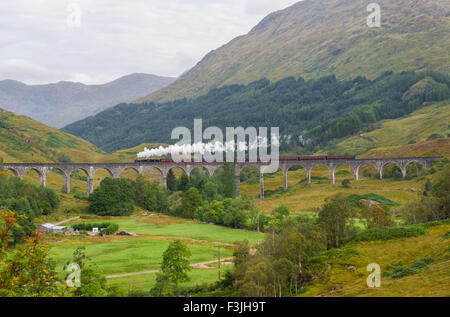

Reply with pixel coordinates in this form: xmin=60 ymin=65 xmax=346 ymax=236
xmin=105 ymin=257 xmax=234 ymax=279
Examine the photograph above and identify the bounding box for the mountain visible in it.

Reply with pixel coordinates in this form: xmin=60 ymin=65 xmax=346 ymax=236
xmin=0 ymin=73 xmax=175 ymax=128
xmin=0 ymin=107 xmax=105 ymax=163
xmin=136 ymin=0 xmax=450 ymax=103
xmin=63 ymin=70 xmax=450 ymax=152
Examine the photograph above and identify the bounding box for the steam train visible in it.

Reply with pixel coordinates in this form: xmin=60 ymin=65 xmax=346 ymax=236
xmin=134 ymin=156 xmax=356 ymax=163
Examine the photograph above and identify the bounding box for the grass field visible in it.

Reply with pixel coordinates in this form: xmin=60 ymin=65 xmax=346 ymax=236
xmin=50 ymin=237 xmax=234 ymax=277
xmin=241 ymin=165 xmax=430 ymax=214
xmin=107 ymin=264 xmax=234 ymax=292
xmin=46 ymin=214 xmax=263 ymax=292
xmin=301 ymin=222 xmax=450 ymax=297
xmin=69 ymin=217 xmax=264 ymax=244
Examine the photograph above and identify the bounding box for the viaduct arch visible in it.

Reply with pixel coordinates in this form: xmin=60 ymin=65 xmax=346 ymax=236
xmin=3 ymin=157 xmax=441 ymax=200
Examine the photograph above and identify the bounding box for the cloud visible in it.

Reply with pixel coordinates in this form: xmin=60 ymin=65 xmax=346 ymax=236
xmin=244 ymin=0 xmax=299 ymax=15
xmin=0 ymin=0 xmax=301 ymax=85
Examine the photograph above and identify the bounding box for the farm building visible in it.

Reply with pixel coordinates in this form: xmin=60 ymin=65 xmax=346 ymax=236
xmin=36 ymin=223 xmax=68 ymax=234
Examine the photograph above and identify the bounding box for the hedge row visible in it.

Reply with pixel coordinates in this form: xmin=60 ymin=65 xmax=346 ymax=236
xmin=71 ymin=222 xmax=119 ymax=235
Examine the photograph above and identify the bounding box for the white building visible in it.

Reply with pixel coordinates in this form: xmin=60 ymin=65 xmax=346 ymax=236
xmin=36 ymin=223 xmax=68 ymax=234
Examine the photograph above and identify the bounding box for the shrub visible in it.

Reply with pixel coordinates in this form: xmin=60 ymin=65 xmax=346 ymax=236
xmin=427 ymin=133 xmax=444 ymax=141
xmin=347 ymin=226 xmax=425 ymax=242
xmin=341 ymin=179 xmax=351 ymax=188
xmin=347 ymin=193 xmax=400 ymax=207
xmin=336 ymin=170 xmax=351 ymax=176
xmin=388 ymin=257 xmax=433 ymax=279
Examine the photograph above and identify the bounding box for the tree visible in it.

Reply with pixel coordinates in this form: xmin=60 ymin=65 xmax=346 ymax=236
xmin=204 ymin=181 xmax=219 ymax=201
xmin=181 ymin=187 xmax=202 ymax=219
xmin=360 ymin=203 xmax=394 ymax=228
xmin=177 ymin=173 xmax=190 ymax=191
xmin=150 ymin=272 xmax=173 ymax=297
xmin=431 ymin=163 xmax=450 ymax=217
xmin=68 ymin=247 xmax=119 ymax=297
xmin=167 ymin=169 xmax=177 ymax=191
xmin=271 ymin=204 xmax=290 ymax=231
xmin=88 ymin=178 xmax=135 ymax=216
xmin=317 ymin=194 xmax=356 ymax=248
xmin=233 ymin=240 xmax=250 ymax=267
xmin=203 ymin=200 xmax=224 ymax=224
xmin=135 ymin=175 xmax=168 ymax=212
xmin=0 ymin=210 xmax=61 ymax=297
xmin=402 ymin=163 xmax=450 ymax=224
xmin=75 ymin=266 xmax=108 ymax=297
xmin=161 ymin=240 xmax=191 ymax=287
xmin=217 ymin=163 xmax=236 ymax=198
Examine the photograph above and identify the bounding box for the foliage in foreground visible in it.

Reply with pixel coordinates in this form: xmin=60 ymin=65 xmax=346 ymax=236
xmin=0 ymin=210 xmax=61 ymax=296
xmin=0 ymin=173 xmax=59 ymax=243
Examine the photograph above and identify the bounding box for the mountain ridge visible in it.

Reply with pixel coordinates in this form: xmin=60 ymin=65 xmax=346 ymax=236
xmin=135 ymin=0 xmax=450 ymax=104
xmin=0 ymin=73 xmax=175 ymax=128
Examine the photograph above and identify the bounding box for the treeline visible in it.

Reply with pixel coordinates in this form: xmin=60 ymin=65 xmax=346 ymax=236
xmin=88 ymin=165 xmax=285 ymax=232
xmin=0 ymin=171 xmax=59 ymax=243
xmin=64 ymin=70 xmax=450 ymax=152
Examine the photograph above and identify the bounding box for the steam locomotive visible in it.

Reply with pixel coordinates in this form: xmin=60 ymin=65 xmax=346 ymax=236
xmin=134 ymin=156 xmax=356 ymax=163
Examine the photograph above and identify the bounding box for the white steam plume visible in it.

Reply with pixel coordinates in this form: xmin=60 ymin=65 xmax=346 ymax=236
xmin=137 ymin=136 xmax=278 ymax=159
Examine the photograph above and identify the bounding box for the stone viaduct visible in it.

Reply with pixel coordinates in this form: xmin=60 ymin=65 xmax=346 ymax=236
xmin=3 ymin=157 xmax=441 ymax=200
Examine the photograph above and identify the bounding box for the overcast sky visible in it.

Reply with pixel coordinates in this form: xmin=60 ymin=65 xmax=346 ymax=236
xmin=0 ymin=0 xmax=300 ymax=85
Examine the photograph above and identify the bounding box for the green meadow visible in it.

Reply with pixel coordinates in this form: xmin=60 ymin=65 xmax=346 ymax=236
xmin=70 ymin=217 xmax=265 ymax=244
xmin=50 ymin=237 xmax=234 ymax=277
xmin=107 ymin=265 xmax=235 ymax=291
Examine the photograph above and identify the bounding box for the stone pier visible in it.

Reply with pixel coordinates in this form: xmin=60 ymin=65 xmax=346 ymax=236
xmin=3 ymin=157 xmax=440 ymax=199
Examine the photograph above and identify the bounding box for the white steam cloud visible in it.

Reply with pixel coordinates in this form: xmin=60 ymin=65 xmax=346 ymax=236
xmin=137 ymin=136 xmax=279 ymax=159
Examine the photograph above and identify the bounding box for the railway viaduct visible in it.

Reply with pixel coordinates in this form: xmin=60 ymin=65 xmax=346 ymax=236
xmin=3 ymin=157 xmax=441 ymax=200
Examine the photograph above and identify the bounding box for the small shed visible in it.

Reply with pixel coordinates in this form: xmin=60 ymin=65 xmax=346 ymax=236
xmin=36 ymin=223 xmax=55 ymax=234
xmin=36 ymin=223 xmax=67 ymax=234
xmin=50 ymin=225 xmax=67 ymax=233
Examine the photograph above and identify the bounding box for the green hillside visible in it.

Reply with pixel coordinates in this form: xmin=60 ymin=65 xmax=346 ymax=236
xmin=136 ymin=0 xmax=450 ymax=103
xmin=0 ymin=107 xmax=106 ymax=163
xmin=64 ymin=71 xmax=450 ymax=153
xmin=321 ymin=99 xmax=450 ymax=158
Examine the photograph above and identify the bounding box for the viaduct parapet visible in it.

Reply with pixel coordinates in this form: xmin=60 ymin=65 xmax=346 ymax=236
xmin=3 ymin=157 xmax=441 ymax=200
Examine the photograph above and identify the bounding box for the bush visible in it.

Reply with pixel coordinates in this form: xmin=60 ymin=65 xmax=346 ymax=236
xmin=387 ymin=257 xmax=434 ymax=279
xmin=347 ymin=226 xmax=425 ymax=242
xmin=341 ymin=179 xmax=351 ymax=188
xmin=347 ymin=193 xmax=400 ymax=207
xmin=88 ymin=178 xmax=135 ymax=216
xmin=427 ymin=133 xmax=444 ymax=141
